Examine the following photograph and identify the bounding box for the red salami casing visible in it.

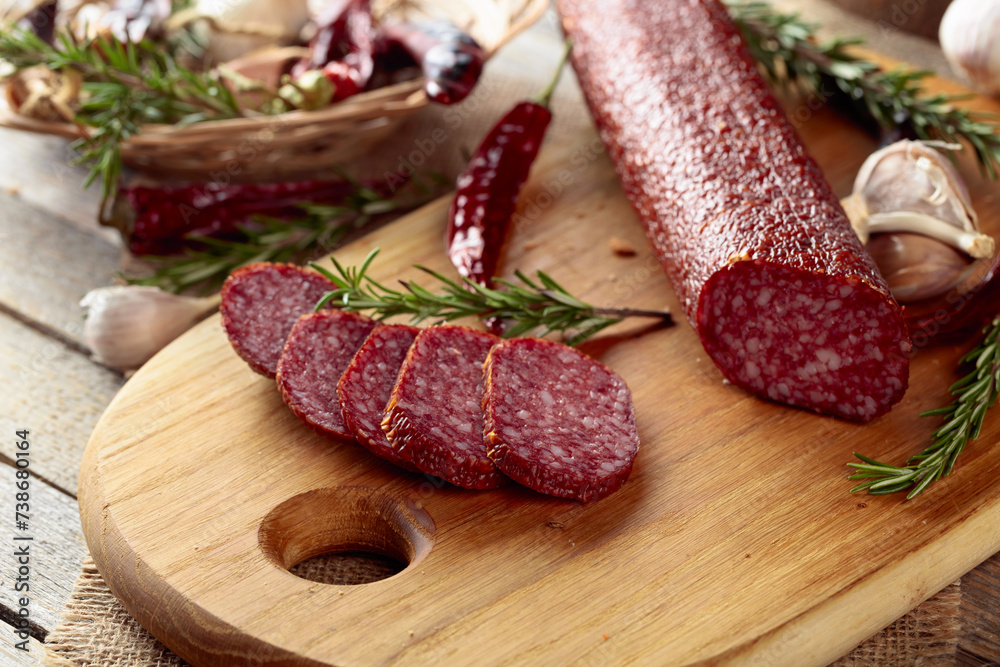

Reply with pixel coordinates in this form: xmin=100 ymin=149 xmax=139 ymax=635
xmin=558 ymin=0 xmax=911 ymax=421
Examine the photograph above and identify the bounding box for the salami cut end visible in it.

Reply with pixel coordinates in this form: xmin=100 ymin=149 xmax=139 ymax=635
xmin=276 ymin=310 xmax=377 ymax=440
xmin=220 ymin=263 xmax=336 ymax=378
xmin=382 ymin=325 xmax=506 ymax=490
xmin=483 ymin=338 xmax=639 ymax=502
xmin=699 ymin=261 xmax=910 ymax=422
xmin=337 ymin=324 xmax=421 ymax=471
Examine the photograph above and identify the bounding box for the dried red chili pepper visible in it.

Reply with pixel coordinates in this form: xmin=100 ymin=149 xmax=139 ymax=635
xmin=112 ymin=178 xmax=388 ymax=255
xmin=378 ymin=21 xmax=486 ymax=105
xmin=292 ymin=0 xmax=374 ymax=102
xmin=446 ymin=44 xmax=570 ymax=334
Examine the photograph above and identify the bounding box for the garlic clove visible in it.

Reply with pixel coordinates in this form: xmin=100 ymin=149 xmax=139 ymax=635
xmin=846 ymin=139 xmax=994 ymax=263
xmin=867 ymin=233 xmax=975 ymax=302
xmin=940 ymin=0 xmax=1000 ymax=95
xmin=865 ymin=211 xmax=995 ymax=259
xmin=852 ymin=140 xmax=977 ymax=234
xmin=81 ymin=286 xmax=220 ymax=370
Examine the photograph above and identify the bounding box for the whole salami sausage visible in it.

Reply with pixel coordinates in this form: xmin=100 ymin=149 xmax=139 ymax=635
xmin=558 ymin=0 xmax=911 ymax=422
xmin=483 ymin=338 xmax=639 ymax=502
xmin=220 ymin=263 xmax=337 ymax=378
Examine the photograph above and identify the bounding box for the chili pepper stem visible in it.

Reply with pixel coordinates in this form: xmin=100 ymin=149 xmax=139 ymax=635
xmin=531 ymin=39 xmax=573 ymax=109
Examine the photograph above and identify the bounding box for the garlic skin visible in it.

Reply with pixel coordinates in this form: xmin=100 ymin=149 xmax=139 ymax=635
xmin=939 ymin=0 xmax=1000 ymax=94
xmin=845 ymin=140 xmax=993 ymax=257
xmin=6 ymin=65 xmax=81 ymax=122
xmin=844 ymin=140 xmax=995 ymax=303
xmin=81 ymin=287 xmax=220 ymax=370
xmin=169 ymin=0 xmax=312 ymax=63
xmin=866 ymin=233 xmax=975 ymax=302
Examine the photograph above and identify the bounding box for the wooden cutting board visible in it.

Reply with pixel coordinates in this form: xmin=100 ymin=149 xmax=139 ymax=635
xmin=80 ymin=92 xmax=1000 ymax=665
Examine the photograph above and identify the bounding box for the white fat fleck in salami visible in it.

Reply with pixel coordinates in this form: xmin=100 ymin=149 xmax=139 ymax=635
xmin=276 ymin=310 xmax=377 ymax=440
xmin=337 ymin=324 xmax=420 ymax=471
xmin=483 ymin=337 xmax=639 ymax=502
xmin=382 ymin=325 xmax=506 ymax=490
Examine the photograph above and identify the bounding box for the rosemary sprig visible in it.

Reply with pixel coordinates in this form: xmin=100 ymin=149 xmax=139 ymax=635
xmin=848 ymin=317 xmax=1000 ymax=499
xmin=727 ymin=1 xmax=1000 ymax=179
xmin=125 ymin=187 xmax=398 ymax=295
xmin=310 ymin=249 xmax=673 ymax=345
xmin=0 ymin=28 xmax=248 ymax=202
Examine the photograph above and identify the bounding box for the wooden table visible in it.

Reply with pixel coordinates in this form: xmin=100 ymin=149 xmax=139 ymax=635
xmin=1 ymin=1 xmax=999 ymax=665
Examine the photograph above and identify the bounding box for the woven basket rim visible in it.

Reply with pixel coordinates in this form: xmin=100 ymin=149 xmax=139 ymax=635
xmin=0 ymin=0 xmax=549 ymax=179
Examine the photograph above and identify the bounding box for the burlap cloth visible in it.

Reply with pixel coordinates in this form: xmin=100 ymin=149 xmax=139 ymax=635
xmin=43 ymin=5 xmax=978 ymax=666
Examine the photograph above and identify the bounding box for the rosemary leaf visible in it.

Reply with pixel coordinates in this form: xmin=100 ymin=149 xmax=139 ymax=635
xmin=310 ymin=249 xmax=673 ymax=345
xmin=0 ymin=27 xmax=255 ymax=204
xmin=848 ymin=317 xmax=1000 ymax=499
xmin=727 ymin=1 xmax=1000 ymax=179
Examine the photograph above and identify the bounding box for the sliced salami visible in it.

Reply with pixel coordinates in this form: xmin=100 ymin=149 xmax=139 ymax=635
xmin=220 ymin=262 xmax=336 ymax=378
xmin=483 ymin=338 xmax=639 ymax=502
xmin=276 ymin=310 xmax=377 ymax=440
xmin=382 ymin=325 xmax=505 ymax=489
xmin=337 ymin=324 xmax=420 ymax=471
xmin=559 ymin=0 xmax=911 ymax=421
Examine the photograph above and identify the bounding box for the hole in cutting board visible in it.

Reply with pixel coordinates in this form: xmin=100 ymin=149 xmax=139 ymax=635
xmin=258 ymin=486 xmax=434 ymax=586
xmin=289 ymin=551 xmax=406 ymax=585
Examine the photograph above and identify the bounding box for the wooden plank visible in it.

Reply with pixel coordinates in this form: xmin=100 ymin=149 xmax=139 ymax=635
xmin=0 ymin=312 xmax=124 ymax=496
xmin=0 ymin=459 xmax=88 ymax=636
xmin=959 ymin=554 xmax=1000 ymax=664
xmin=0 ymin=190 xmax=121 ymax=348
xmin=0 ymin=127 xmax=106 ymax=240
xmin=0 ymin=630 xmax=46 ymax=666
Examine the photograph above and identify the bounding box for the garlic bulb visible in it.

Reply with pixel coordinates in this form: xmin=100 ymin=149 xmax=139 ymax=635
xmin=843 ymin=139 xmax=994 ymax=303
xmin=81 ymin=286 xmax=220 ymax=370
xmin=5 ymin=65 xmax=81 ymax=122
xmin=939 ymin=0 xmax=1000 ymax=94
xmin=168 ymin=0 xmax=311 ymax=63
xmin=844 ymin=139 xmax=993 ymax=257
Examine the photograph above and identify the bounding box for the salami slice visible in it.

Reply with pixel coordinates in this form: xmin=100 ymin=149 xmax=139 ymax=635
xmin=276 ymin=310 xmax=377 ymax=440
xmin=337 ymin=324 xmax=420 ymax=471
xmin=382 ymin=325 xmax=505 ymax=489
xmin=483 ymin=338 xmax=639 ymax=502
xmin=559 ymin=0 xmax=911 ymax=421
xmin=220 ymin=263 xmax=336 ymax=378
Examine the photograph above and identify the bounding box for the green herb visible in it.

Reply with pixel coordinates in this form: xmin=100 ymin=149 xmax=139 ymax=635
xmin=125 ymin=186 xmax=397 ymax=295
xmin=0 ymin=28 xmax=249 ymax=203
xmin=310 ymin=249 xmax=673 ymax=345
xmin=848 ymin=317 xmax=1000 ymax=499
xmin=727 ymin=1 xmax=1000 ymax=179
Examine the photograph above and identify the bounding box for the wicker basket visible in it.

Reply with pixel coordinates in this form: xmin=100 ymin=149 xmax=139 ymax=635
xmin=0 ymin=0 xmax=549 ymax=180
